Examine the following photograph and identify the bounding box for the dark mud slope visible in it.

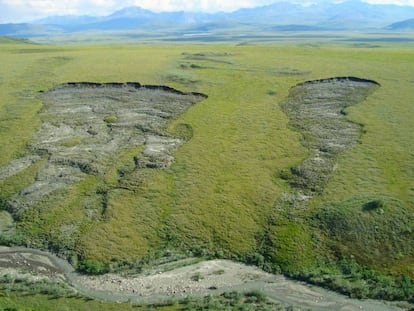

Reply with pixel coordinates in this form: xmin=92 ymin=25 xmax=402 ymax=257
xmin=3 ymin=82 xmax=206 ymax=216
xmin=281 ymin=77 xmax=379 ymax=195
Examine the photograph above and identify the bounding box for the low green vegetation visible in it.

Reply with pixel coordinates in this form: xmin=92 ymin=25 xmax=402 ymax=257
xmin=295 ymin=258 xmax=414 ymax=301
xmin=0 ymin=35 xmax=413 ymax=309
xmin=0 ymin=294 xmax=166 ymax=311
xmin=103 ymin=114 xmax=117 ymax=124
xmin=77 ymin=259 xmax=110 ymax=275
xmin=0 ymin=279 xmax=291 ymax=311
xmin=314 ymin=195 xmax=414 ymax=274
xmin=0 ymin=275 xmax=75 ymax=299
xmin=61 ymin=137 xmax=82 ymax=147
xmin=179 ymin=291 xmax=288 ymax=310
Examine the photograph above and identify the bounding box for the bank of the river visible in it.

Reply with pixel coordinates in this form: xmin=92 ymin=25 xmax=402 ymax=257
xmin=0 ymin=246 xmax=407 ymax=310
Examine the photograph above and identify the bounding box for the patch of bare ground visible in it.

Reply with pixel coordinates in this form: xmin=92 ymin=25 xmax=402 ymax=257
xmin=280 ymin=76 xmax=379 ymax=197
xmin=1 ymin=82 xmax=206 ymax=216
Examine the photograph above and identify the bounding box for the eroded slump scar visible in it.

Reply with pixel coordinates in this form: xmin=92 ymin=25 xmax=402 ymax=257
xmin=281 ymin=76 xmax=379 ymax=195
xmin=1 ymin=82 xmax=206 ymax=216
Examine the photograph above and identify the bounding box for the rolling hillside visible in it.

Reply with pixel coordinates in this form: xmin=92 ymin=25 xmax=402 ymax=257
xmin=0 ymin=2 xmax=414 ymax=308
xmin=0 ymin=37 xmax=413 ymax=306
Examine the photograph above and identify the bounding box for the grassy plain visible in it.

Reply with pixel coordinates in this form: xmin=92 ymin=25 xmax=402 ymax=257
xmin=0 ymin=36 xmax=414 ymax=308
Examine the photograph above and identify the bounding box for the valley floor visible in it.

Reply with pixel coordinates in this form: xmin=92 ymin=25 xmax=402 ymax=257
xmin=0 ymin=247 xmax=406 ymax=310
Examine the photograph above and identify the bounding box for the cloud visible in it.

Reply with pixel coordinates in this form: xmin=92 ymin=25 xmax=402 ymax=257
xmin=0 ymin=0 xmax=268 ymax=22
xmin=128 ymin=0 xmax=272 ymax=12
xmin=364 ymin=0 xmax=414 ymax=4
xmin=0 ymin=0 xmax=130 ymax=21
xmin=1 ymin=0 xmax=414 ymax=23
xmin=0 ymin=0 xmax=275 ymax=20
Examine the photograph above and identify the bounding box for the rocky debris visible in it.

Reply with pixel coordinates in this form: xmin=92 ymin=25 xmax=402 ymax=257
xmin=0 ymin=247 xmax=404 ymax=310
xmin=2 ymin=82 xmax=206 ymax=216
xmin=281 ymin=76 xmax=379 ymax=195
xmin=135 ymin=135 xmax=182 ymax=169
xmin=0 ymin=251 xmax=65 ymax=280
xmin=74 ymin=259 xmax=272 ymax=297
xmin=0 ymin=155 xmax=41 ymax=179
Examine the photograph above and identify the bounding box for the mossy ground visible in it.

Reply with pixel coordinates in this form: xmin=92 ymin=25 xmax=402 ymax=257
xmin=314 ymin=195 xmax=414 ymax=275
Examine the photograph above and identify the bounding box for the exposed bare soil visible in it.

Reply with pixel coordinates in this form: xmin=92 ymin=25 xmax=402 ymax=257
xmin=1 ymin=82 xmax=206 ymax=216
xmin=281 ymin=76 xmax=379 ymax=196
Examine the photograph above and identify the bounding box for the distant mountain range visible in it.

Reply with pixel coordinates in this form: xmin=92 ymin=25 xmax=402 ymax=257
xmin=386 ymin=18 xmax=414 ymax=30
xmin=1 ymin=0 xmax=414 ymax=39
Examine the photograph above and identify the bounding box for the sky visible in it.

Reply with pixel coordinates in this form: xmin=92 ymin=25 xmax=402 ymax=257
xmin=1 ymin=0 xmax=414 ymax=23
